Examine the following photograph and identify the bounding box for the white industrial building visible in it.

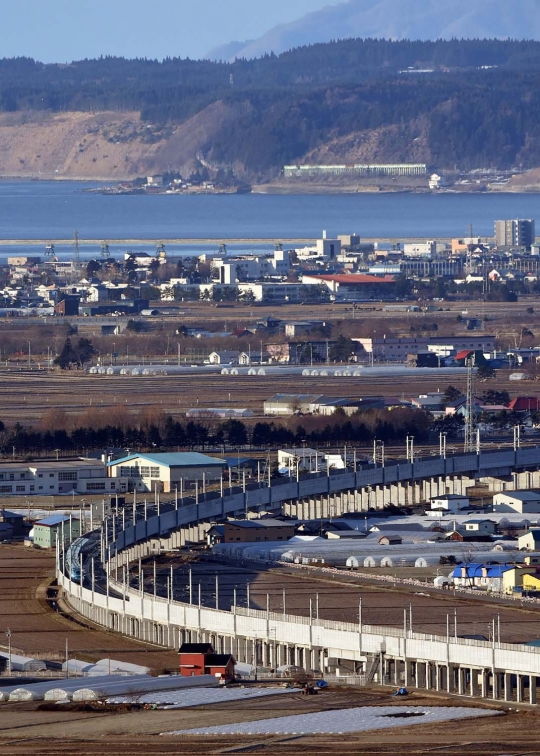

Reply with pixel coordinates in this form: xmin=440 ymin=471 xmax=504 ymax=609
xmin=493 ymin=491 xmax=540 ymax=513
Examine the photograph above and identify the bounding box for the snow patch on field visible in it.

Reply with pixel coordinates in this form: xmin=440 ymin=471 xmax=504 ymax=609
xmin=110 ymin=685 xmax=295 ymax=708
xmin=170 ymin=706 xmax=500 ymax=735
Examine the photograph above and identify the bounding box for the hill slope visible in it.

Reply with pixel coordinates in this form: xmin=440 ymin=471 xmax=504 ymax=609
xmin=209 ymin=0 xmax=540 ymax=60
xmin=3 ymin=40 xmax=540 ymax=180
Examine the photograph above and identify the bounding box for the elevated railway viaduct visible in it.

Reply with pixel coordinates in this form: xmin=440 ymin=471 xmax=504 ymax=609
xmin=59 ymin=445 xmax=540 ymax=704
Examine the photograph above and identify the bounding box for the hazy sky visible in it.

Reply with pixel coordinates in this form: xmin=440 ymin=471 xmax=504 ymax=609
xmin=0 ymin=0 xmax=341 ymax=62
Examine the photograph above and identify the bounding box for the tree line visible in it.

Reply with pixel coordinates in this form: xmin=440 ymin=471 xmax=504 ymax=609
xmin=2 ymin=407 xmax=432 ymax=456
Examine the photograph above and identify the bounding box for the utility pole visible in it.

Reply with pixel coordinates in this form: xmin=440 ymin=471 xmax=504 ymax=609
xmin=5 ymin=629 xmax=11 ymax=675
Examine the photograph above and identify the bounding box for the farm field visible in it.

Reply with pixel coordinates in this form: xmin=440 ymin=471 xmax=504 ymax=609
xmin=0 ymin=688 xmax=537 ymax=755
xmin=0 ymin=544 xmax=178 ymax=671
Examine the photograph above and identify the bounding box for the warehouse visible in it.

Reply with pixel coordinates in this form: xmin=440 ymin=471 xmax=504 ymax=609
xmin=107 ymin=452 xmax=226 ymax=493
xmin=493 ymin=491 xmax=540 ymax=514
xmin=33 ymin=514 xmax=81 ymax=549
xmin=223 ymin=519 xmax=296 ymax=543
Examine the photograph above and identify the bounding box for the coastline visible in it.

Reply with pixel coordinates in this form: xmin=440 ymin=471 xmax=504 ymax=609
xmin=0 ymin=175 xmax=539 ymax=196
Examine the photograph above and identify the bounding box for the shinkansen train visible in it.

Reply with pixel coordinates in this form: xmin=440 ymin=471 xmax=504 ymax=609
xmin=65 ymin=537 xmax=92 ymax=583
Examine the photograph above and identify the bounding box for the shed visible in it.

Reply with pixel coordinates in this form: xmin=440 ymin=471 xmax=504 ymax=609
xmin=378 ymin=534 xmax=403 ymax=546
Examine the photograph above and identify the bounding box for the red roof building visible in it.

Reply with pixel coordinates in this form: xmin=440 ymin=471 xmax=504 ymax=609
xmin=179 ymin=643 xmax=236 ymax=681
xmin=302 ymin=273 xmax=397 ymax=300
xmin=508 ymin=397 xmax=540 ymax=412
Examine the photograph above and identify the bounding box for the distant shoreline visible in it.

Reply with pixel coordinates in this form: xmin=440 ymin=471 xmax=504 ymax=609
xmin=0 ymin=176 xmax=538 ymax=195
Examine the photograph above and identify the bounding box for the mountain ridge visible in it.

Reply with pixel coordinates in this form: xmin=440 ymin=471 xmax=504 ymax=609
xmin=208 ymin=0 xmax=540 ymax=61
xmin=2 ymin=40 xmax=540 ymax=180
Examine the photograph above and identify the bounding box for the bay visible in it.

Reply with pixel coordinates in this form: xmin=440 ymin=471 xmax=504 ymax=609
xmin=0 ymin=181 xmax=539 ymax=257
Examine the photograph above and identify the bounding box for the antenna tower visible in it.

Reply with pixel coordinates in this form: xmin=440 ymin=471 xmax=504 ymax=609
xmin=72 ymin=229 xmax=80 ymax=270
xmin=101 ymin=242 xmax=110 ymax=259
xmin=464 ymin=355 xmax=476 ymax=453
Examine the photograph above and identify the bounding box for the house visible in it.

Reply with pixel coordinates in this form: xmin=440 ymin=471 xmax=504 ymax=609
xmin=223 ymin=519 xmax=295 ymax=543
xmin=430 ymin=494 xmax=469 ymax=514
xmin=208 ymin=351 xmax=239 ymax=365
xmin=206 ymin=525 xmax=225 ymax=546
xmin=33 ymin=515 xmax=81 ymax=549
xmin=451 ymin=563 xmax=512 ymax=590
xmin=178 ymin=643 xmax=235 ymax=681
xmin=0 ymin=509 xmax=26 ymax=537
xmin=238 ymin=351 xmax=266 ymax=366
xmin=518 ymin=529 xmax=540 ymax=551
xmin=493 ymin=491 xmax=540 ymax=514
xmin=462 ymin=519 xmax=497 ymax=535
xmin=107 ymin=452 xmax=226 ymax=493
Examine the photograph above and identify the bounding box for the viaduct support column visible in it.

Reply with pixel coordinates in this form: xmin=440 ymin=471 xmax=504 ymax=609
xmin=504 ymin=672 xmax=513 ymax=702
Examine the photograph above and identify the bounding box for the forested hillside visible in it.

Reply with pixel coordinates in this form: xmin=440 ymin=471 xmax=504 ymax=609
xmin=2 ymin=39 xmax=540 ymax=179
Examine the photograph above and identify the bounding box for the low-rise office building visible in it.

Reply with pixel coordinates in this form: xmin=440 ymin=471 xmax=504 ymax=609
xmin=0 ymin=460 xmax=125 ymax=497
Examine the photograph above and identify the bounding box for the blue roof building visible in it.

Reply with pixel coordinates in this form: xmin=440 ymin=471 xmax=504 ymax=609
xmin=451 ymin=562 xmax=513 ymax=590
xmin=107 ymin=452 xmax=226 ymax=493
